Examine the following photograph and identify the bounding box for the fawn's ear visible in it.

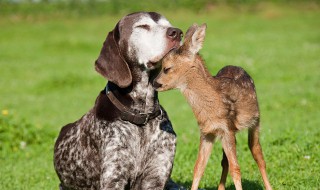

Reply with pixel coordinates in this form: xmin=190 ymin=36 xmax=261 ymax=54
xmin=95 ymin=23 xmax=132 ymax=88
xmin=182 ymin=23 xmax=207 ymax=55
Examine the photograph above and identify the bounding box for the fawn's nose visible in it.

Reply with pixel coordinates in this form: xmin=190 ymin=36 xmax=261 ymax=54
xmin=166 ymin=27 xmax=183 ymax=41
xmin=153 ymin=81 xmax=162 ymax=89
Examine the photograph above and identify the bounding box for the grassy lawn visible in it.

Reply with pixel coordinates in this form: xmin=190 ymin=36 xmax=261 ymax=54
xmin=1 ymin=2 xmax=319 ymax=189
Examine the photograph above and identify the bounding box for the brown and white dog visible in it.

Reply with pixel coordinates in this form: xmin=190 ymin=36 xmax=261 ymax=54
xmin=54 ymin=12 xmax=183 ymax=190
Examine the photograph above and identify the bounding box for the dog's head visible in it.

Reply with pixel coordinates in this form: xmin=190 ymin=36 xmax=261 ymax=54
xmin=153 ymin=23 xmax=207 ymax=91
xmin=95 ymin=12 xmax=182 ymax=88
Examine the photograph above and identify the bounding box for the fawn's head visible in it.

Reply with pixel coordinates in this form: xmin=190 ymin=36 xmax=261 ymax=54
xmin=153 ymin=23 xmax=207 ymax=91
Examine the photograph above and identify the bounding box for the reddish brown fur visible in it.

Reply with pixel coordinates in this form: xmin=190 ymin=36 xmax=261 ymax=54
xmin=154 ymin=24 xmax=272 ymax=190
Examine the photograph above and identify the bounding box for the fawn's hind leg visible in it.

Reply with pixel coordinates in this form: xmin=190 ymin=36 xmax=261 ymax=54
xmin=218 ymin=150 xmax=228 ymax=190
xmin=248 ymin=126 xmax=272 ymax=190
xmin=221 ymin=133 xmax=242 ymax=190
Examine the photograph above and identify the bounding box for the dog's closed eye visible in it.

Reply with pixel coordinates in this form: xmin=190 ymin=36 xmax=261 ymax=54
xmin=136 ymin=24 xmax=151 ymax=30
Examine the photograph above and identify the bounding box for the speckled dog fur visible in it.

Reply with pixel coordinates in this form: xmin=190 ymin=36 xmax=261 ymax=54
xmin=54 ymin=12 xmax=182 ymax=190
xmin=55 ymin=107 xmax=176 ymax=190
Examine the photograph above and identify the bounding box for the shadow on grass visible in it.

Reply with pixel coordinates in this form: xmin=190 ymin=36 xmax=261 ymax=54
xmin=175 ymin=179 xmax=263 ymax=190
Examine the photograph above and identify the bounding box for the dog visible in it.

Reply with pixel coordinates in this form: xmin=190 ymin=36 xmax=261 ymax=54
xmin=153 ymin=24 xmax=272 ymax=190
xmin=54 ymin=12 xmax=183 ymax=190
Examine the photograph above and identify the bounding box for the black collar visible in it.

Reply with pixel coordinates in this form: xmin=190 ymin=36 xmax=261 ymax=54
xmin=106 ymin=88 xmax=162 ymax=125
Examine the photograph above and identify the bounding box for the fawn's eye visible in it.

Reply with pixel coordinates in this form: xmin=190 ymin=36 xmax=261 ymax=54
xmin=163 ymin=67 xmax=171 ymax=74
xmin=136 ymin=24 xmax=151 ymax=30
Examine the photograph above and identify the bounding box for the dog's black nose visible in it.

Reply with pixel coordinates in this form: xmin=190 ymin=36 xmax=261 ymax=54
xmin=167 ymin=27 xmax=183 ymax=40
xmin=153 ymin=81 xmax=162 ymax=89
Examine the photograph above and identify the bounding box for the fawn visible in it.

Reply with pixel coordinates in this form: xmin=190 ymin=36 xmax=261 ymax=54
xmin=153 ymin=24 xmax=272 ymax=190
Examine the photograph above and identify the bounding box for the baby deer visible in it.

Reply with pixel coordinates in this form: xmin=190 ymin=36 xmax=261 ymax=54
xmin=153 ymin=24 xmax=272 ymax=190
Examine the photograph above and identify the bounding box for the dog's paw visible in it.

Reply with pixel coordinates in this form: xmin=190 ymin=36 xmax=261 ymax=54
xmin=165 ymin=179 xmax=206 ymax=190
xmin=164 ymin=179 xmax=185 ymax=190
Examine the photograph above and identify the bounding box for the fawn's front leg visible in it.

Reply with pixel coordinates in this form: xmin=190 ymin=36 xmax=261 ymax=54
xmin=221 ymin=132 xmax=242 ymax=190
xmin=191 ymin=134 xmax=215 ymax=190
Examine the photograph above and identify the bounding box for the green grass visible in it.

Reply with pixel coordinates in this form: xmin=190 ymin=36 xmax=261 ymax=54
xmin=1 ymin=2 xmax=320 ymax=189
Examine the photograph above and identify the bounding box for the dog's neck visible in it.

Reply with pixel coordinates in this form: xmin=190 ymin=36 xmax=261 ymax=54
xmin=132 ymin=70 xmax=158 ymax=113
xmin=107 ymin=68 xmax=158 ymax=114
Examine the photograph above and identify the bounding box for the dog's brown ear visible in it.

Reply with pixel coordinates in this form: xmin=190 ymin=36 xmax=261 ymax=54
xmin=95 ymin=24 xmax=132 ymax=88
xmin=181 ymin=23 xmax=207 ymax=55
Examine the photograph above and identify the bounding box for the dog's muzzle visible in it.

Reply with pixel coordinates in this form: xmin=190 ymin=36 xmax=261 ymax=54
xmin=167 ymin=27 xmax=183 ymax=41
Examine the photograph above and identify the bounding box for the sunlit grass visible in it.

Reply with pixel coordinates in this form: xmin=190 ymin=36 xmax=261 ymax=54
xmin=0 ymin=2 xmax=319 ymax=189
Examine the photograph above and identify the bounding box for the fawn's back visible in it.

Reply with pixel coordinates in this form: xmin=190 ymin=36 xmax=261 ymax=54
xmin=213 ymin=65 xmax=260 ymax=131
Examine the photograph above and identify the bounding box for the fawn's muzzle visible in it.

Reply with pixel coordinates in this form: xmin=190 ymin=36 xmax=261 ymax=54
xmin=153 ymin=80 xmax=162 ymax=89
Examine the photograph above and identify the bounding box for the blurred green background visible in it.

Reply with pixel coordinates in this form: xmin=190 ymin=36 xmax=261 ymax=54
xmin=1 ymin=0 xmax=320 ymax=189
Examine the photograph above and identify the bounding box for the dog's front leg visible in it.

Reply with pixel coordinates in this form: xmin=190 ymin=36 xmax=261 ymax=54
xmin=191 ymin=134 xmax=215 ymax=190
xmin=138 ymin=132 xmax=176 ymax=190
xmin=99 ymin=161 xmax=130 ymax=190
xmin=99 ymin=144 xmax=133 ymax=190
